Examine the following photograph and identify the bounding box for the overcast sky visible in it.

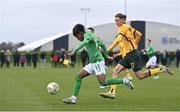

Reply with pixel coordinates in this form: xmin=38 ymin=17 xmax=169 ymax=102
xmin=0 ymin=0 xmax=180 ymax=43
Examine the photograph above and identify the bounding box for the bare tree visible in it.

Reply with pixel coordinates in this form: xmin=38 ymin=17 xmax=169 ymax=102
xmin=0 ymin=42 xmax=25 ymax=51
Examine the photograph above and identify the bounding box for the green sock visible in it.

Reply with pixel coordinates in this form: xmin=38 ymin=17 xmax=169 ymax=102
xmin=101 ymin=78 xmax=123 ymax=86
xmin=73 ymin=74 xmax=82 ymax=97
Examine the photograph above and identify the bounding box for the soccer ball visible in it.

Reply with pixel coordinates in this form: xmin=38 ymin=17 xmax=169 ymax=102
xmin=47 ymin=82 xmax=59 ymax=95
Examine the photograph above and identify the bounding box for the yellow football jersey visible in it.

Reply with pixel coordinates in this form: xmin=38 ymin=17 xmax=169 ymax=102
xmin=108 ymin=23 xmax=142 ymax=57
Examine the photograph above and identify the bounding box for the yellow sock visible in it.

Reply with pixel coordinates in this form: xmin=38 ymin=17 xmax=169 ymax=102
xmin=126 ymin=73 xmax=132 ymax=79
xmin=109 ymin=85 xmax=117 ymax=94
xmin=149 ymin=67 xmax=162 ymax=75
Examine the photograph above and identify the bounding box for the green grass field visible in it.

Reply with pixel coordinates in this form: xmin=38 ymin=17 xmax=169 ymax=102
xmin=0 ymin=65 xmax=180 ymax=111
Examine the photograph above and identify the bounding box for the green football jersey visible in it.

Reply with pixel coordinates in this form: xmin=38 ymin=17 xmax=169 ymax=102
xmin=74 ymin=31 xmax=109 ymax=63
xmin=146 ymin=45 xmax=154 ymax=58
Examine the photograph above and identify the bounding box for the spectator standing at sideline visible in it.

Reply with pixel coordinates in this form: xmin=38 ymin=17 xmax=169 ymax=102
xmin=57 ymin=50 xmax=63 ymax=68
xmin=80 ymin=49 xmax=88 ymax=67
xmin=0 ymin=50 xmax=5 ymax=68
xmin=53 ymin=51 xmax=59 ymax=68
xmin=60 ymin=49 xmax=66 ymax=67
xmin=13 ymin=50 xmax=20 ymax=67
xmin=70 ymin=51 xmax=76 ymax=67
xmin=40 ymin=51 xmax=46 ymax=68
xmin=32 ymin=51 xmax=38 ymax=68
xmin=26 ymin=51 xmax=32 ymax=67
xmin=19 ymin=53 xmax=26 ymax=67
xmin=168 ymin=50 xmax=175 ymax=67
xmin=5 ymin=50 xmax=11 ymax=68
xmin=176 ymin=48 xmax=180 ymax=68
xmin=50 ymin=51 xmax=54 ymax=67
xmin=160 ymin=50 xmax=168 ymax=66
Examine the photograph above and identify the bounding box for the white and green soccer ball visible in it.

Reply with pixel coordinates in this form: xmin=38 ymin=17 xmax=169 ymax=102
xmin=47 ymin=82 xmax=59 ymax=95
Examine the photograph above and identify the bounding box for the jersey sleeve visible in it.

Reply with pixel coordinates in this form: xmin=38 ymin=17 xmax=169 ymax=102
xmin=132 ymin=28 xmax=142 ymax=45
xmin=97 ymin=39 xmax=109 ymax=58
xmin=108 ymin=35 xmax=121 ymax=51
xmin=117 ymin=52 xmax=122 ymax=56
xmin=74 ymin=32 xmax=93 ymax=52
xmin=147 ymin=46 xmax=154 ymax=55
xmin=119 ymin=24 xmax=132 ymax=40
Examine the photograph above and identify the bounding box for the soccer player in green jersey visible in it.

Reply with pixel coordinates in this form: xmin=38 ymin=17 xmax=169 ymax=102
xmin=145 ymin=39 xmax=159 ymax=79
xmin=62 ymin=24 xmax=133 ymax=104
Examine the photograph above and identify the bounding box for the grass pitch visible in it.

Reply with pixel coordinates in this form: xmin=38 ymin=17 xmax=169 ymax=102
xmin=0 ymin=65 xmax=180 ymax=111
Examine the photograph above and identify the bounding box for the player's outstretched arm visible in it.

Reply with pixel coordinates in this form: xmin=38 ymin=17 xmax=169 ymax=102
xmin=73 ymin=36 xmax=91 ymax=53
xmin=97 ymin=39 xmax=110 ymax=59
xmin=108 ymin=35 xmax=121 ymax=52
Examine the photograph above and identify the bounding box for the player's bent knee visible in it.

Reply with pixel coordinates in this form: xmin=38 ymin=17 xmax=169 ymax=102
xmin=100 ymin=80 xmax=107 ymax=86
xmin=112 ymin=68 xmax=118 ymax=74
xmin=135 ymin=73 xmax=144 ymax=80
xmin=137 ymin=76 xmax=143 ymax=80
xmin=75 ymin=74 xmax=82 ymax=81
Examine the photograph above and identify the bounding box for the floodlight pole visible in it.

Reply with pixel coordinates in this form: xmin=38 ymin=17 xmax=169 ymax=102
xmin=124 ymin=0 xmax=127 ymax=15
xmin=80 ymin=8 xmax=91 ymax=27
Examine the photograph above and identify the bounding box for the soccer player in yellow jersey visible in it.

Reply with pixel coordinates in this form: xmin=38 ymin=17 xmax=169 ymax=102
xmin=103 ymin=15 xmax=141 ymax=99
xmin=100 ymin=13 xmax=173 ymax=99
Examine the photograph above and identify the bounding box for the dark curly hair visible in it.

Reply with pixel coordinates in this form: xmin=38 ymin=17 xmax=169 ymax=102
xmin=73 ymin=24 xmax=85 ymax=37
xmin=115 ymin=13 xmax=126 ymax=20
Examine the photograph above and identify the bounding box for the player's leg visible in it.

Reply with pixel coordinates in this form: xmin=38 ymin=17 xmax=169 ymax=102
xmin=125 ymin=69 xmax=133 ymax=81
xmin=108 ymin=64 xmax=127 ymax=96
xmin=97 ymin=74 xmax=132 ymax=88
xmin=73 ymin=69 xmax=90 ymax=97
xmin=135 ymin=64 xmax=173 ymax=80
xmin=93 ymin=61 xmax=129 ymax=87
xmin=63 ymin=64 xmax=93 ymax=104
xmin=152 ymin=56 xmax=160 ymax=79
xmin=108 ymin=56 xmax=133 ymax=97
xmin=100 ymin=56 xmax=134 ymax=99
xmin=99 ymin=63 xmax=133 ymax=99
xmin=62 ymin=69 xmax=90 ymax=104
xmin=146 ymin=56 xmax=157 ymax=79
xmin=128 ymin=50 xmax=172 ymax=80
xmin=145 ymin=56 xmax=160 ymax=80
xmin=98 ymin=76 xmax=133 ymax=99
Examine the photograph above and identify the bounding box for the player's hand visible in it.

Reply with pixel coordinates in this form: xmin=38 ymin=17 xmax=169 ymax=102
xmin=68 ymin=51 xmax=75 ymax=56
xmin=143 ymin=51 xmax=147 ymax=55
xmin=113 ymin=54 xmax=118 ymax=58
xmin=108 ymin=56 xmax=113 ymax=60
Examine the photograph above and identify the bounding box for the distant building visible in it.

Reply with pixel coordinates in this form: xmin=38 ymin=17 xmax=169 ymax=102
xmin=18 ymin=21 xmax=180 ymax=52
